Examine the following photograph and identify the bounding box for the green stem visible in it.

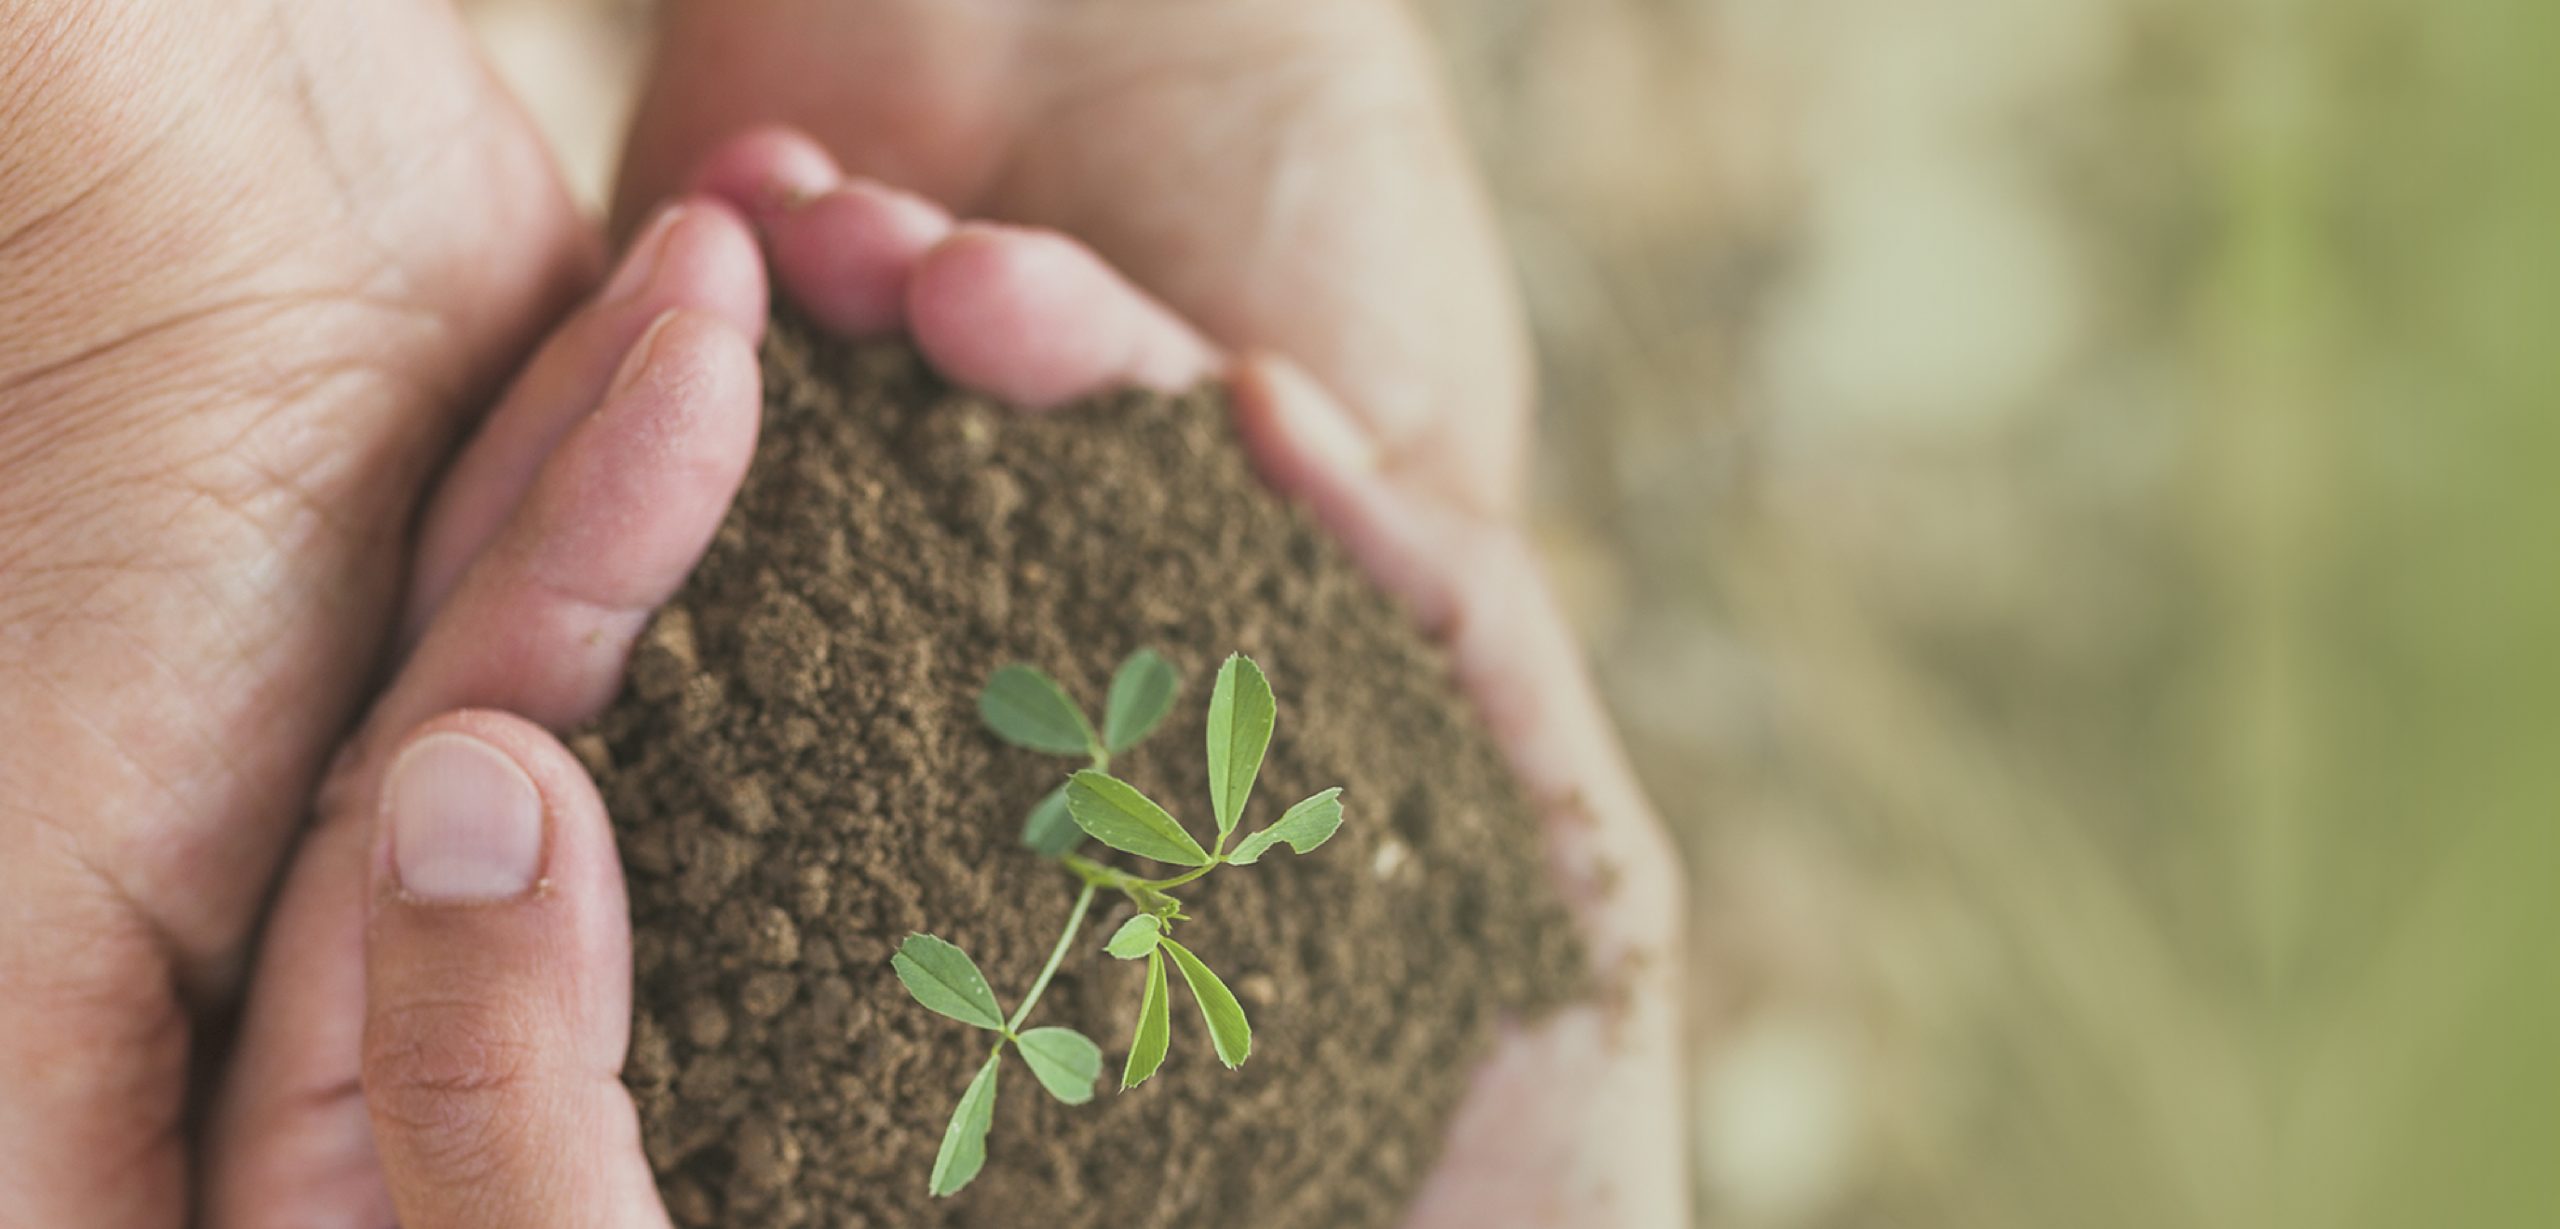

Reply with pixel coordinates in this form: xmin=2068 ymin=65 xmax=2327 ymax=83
xmin=1058 ymin=853 xmax=1218 ymax=896
xmin=1006 ymin=881 xmax=1097 ymax=1033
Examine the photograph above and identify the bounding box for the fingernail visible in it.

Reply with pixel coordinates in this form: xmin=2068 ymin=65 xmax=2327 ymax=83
xmin=1259 ymin=355 xmax=1380 ymax=473
xmin=386 ymin=732 xmax=545 ymax=902
xmin=602 ymin=203 xmax=689 ymax=304
xmin=607 ymin=309 xmax=682 ymax=400
xmin=756 ymin=151 xmax=842 ymax=218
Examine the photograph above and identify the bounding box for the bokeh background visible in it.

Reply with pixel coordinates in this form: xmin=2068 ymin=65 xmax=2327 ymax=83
xmin=457 ymin=1 xmax=2558 ymax=1224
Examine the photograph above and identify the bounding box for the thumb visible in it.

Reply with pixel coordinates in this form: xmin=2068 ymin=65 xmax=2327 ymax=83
xmin=361 ymin=709 xmax=671 ymax=1229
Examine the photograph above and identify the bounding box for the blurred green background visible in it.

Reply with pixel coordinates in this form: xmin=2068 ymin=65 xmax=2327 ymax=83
xmin=462 ymin=0 xmax=2556 ymax=1222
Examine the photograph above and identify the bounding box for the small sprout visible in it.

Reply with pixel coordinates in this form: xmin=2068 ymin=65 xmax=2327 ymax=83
xmin=930 ymin=1054 xmax=1003 ymax=1197
xmin=1015 ymin=1027 xmax=1105 ymax=1106
xmin=1226 ymin=787 xmax=1346 ymax=865
xmin=909 ymin=651 xmax=1344 ymax=1194
xmin=893 ymin=935 xmax=1005 ymax=1031
xmin=979 ymin=664 xmax=1097 ymax=757
xmin=1103 ymin=914 xmax=1163 ymax=960
xmin=1123 ymin=948 xmax=1173 ymax=1089
xmin=1066 ymin=770 xmax=1211 ymax=867
xmin=1103 ymin=649 xmax=1180 ymax=753
xmin=1204 ymin=654 xmax=1276 ymax=846
xmin=1162 ymin=939 xmax=1253 ymax=1069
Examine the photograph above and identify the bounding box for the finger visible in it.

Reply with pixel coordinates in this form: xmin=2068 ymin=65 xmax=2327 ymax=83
xmin=1231 ymin=352 xmax=1677 ymax=957
xmin=362 ymin=711 xmax=671 ymax=1229
xmin=381 ymin=308 xmax=761 ymax=740
xmin=204 ymin=309 xmax=759 ymax=1226
xmin=199 ymin=786 xmax=390 ymax=1228
xmin=764 ymin=179 xmax=953 ymax=335
xmin=1234 ymin=354 xmax=1689 ymax=1226
xmin=405 ymin=197 xmax=767 ymax=639
xmin=908 ymin=222 xmax=1221 ymax=408
xmin=679 ymin=123 xmax=843 ymax=221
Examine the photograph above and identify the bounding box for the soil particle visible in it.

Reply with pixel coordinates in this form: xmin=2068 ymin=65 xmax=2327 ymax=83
xmin=587 ymin=315 xmax=1582 ymax=1228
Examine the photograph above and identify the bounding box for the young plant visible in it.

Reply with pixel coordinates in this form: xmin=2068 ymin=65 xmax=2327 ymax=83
xmin=891 ymin=650 xmax=1347 ymax=1196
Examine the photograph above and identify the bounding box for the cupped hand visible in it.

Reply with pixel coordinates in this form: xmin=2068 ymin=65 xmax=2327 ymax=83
xmin=615 ymin=0 xmax=1533 ymax=518
xmin=208 ymin=133 xmax=1684 ymax=1228
xmin=198 ymin=197 xmax=769 ymax=1226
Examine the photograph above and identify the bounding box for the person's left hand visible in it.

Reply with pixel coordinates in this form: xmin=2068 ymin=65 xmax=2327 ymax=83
xmin=194 ymin=195 xmax=769 ymax=1225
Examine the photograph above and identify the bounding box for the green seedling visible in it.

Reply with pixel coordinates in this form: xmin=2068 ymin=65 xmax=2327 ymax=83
xmin=892 ymin=651 xmax=1347 ymax=1196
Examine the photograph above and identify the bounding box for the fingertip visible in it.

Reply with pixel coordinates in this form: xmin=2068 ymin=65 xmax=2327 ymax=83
xmin=404 ymin=199 xmax=768 ymax=639
xmin=909 ymin=222 xmax=1218 ymax=408
xmin=361 ymin=710 xmax=665 ymax=1228
xmin=765 ymin=179 xmax=954 ymax=335
xmin=633 ymin=197 xmax=772 ymax=346
xmin=683 ymin=124 xmax=843 ymax=218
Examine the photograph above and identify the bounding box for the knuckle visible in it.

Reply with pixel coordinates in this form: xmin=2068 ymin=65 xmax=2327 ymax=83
xmin=362 ymin=994 xmax=545 ymax=1181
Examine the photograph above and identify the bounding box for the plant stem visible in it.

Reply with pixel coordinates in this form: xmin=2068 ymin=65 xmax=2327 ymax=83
xmin=1057 ymin=853 xmax=1219 ymax=898
xmin=1006 ymin=881 xmax=1097 ymax=1033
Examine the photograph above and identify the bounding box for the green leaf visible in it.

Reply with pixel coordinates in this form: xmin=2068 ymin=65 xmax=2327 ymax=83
xmin=1226 ymin=788 xmax=1346 ymax=865
xmin=1103 ymin=914 xmax=1163 ymax=960
xmin=1162 ymin=940 xmax=1252 ymax=1069
xmin=979 ymin=664 xmax=1096 ymax=756
xmin=1123 ymin=949 xmax=1173 ymax=1088
xmin=1014 ymin=1027 xmax=1104 ymax=1106
xmin=929 ymin=1053 xmax=1002 ymax=1197
xmin=1205 ymin=654 xmax=1276 ymax=845
xmin=1103 ymin=649 xmax=1180 ymax=753
xmin=892 ymin=934 xmax=1006 ymax=1031
xmin=1019 ymin=782 xmax=1081 ymax=856
xmin=1065 ymin=770 xmax=1211 ymax=867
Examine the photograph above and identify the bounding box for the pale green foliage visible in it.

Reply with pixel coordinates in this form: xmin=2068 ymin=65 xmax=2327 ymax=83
xmin=979 ymin=664 xmax=1096 ymax=756
xmin=1124 ymin=948 xmax=1173 ymax=1089
xmin=1104 ymin=914 xmax=1163 ymax=959
xmin=901 ymin=650 xmax=1343 ymax=1195
xmin=1104 ymin=649 xmax=1180 ymax=752
xmin=1226 ymin=788 xmax=1346 ymax=865
xmin=1016 ymin=1027 xmax=1105 ymax=1106
xmin=893 ymin=935 xmax=1005 ymax=1031
xmin=1066 ymin=770 xmax=1212 ymax=866
xmin=1020 ymin=782 xmax=1078 ymax=857
xmin=1204 ymin=654 xmax=1275 ymax=843
xmin=931 ymin=1055 xmax=1002 ymax=1197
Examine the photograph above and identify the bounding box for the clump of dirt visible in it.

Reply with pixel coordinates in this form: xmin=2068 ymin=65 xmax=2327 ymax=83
xmin=582 ymin=313 xmax=1581 ymax=1228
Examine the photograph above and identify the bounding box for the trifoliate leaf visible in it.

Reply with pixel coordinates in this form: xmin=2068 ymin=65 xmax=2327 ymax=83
xmin=979 ymin=664 xmax=1096 ymax=756
xmin=1123 ymin=949 xmax=1173 ymax=1089
xmin=1162 ymin=939 xmax=1252 ymax=1069
xmin=1226 ymin=788 xmax=1346 ymax=865
xmin=1015 ymin=1027 xmax=1104 ymax=1106
xmin=892 ymin=934 xmax=1005 ymax=1031
xmin=1206 ymin=654 xmax=1275 ymax=844
xmin=929 ymin=1054 xmax=1001 ymax=1196
xmin=1019 ymin=782 xmax=1080 ymax=856
xmin=1103 ymin=649 xmax=1179 ymax=753
xmin=1103 ymin=914 xmax=1163 ymax=960
xmin=1066 ymin=770 xmax=1211 ymax=867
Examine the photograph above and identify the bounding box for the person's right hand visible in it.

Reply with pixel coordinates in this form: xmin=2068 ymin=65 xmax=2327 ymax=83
xmin=614 ymin=0 xmax=1535 ymax=521
xmin=207 ymin=132 xmax=1686 ymax=1229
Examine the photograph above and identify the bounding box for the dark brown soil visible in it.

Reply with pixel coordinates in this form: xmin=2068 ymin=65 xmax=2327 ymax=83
xmin=581 ymin=314 xmax=1581 ymax=1228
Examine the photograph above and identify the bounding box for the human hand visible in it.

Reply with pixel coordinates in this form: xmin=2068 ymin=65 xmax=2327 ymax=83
xmin=197 ymin=131 xmax=1683 ymax=1228
xmin=614 ymin=0 xmax=1534 ymax=518
xmin=0 ymin=3 xmax=600 ymax=1222
xmin=194 ymin=197 xmax=769 ymax=1225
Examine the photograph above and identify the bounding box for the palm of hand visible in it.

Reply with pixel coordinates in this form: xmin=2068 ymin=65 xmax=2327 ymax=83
xmin=0 ymin=4 xmax=590 ymax=1224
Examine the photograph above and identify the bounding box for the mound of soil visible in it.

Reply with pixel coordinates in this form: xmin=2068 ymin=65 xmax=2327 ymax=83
xmin=581 ymin=314 xmax=1581 ymax=1228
